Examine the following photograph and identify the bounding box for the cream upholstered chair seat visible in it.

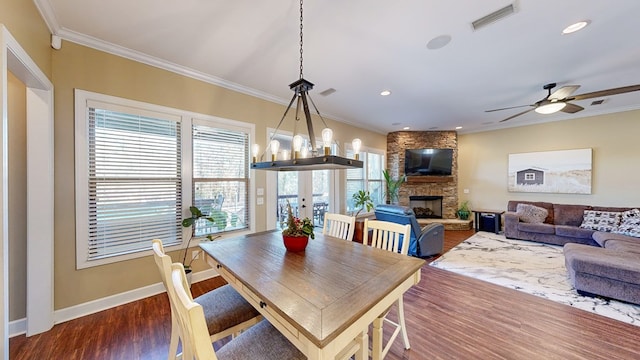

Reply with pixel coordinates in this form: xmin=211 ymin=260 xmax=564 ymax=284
xmin=322 ymin=212 xmax=356 ymax=241
xmin=152 ymin=239 xmax=261 ymax=359
xmin=170 ymin=263 xmax=306 ymax=360
xmin=363 ymin=219 xmax=412 ymax=359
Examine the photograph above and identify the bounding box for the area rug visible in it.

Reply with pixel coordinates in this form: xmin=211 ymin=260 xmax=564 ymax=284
xmin=429 ymin=231 xmax=640 ymax=327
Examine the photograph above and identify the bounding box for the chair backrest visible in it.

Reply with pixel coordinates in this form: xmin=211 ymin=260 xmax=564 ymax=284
xmin=152 ymin=239 xmax=194 ymax=302
xmin=363 ymin=219 xmax=411 ymax=255
xmin=374 ymin=205 xmax=421 ymax=255
xmin=322 ymin=212 xmax=356 ymax=241
xmin=171 ymin=263 xmax=219 ymax=360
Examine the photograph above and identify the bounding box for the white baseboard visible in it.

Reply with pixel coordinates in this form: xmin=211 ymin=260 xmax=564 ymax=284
xmin=9 ymin=268 xmax=218 ymax=338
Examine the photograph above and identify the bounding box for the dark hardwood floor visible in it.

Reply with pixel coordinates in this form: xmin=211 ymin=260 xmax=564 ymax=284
xmin=10 ymin=230 xmax=640 ymax=359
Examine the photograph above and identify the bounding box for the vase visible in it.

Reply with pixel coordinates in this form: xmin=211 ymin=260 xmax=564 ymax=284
xmin=282 ymin=235 xmax=309 ymax=252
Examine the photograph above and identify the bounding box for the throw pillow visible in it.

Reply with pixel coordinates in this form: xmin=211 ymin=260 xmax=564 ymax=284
xmin=579 ymin=210 xmax=621 ymax=232
xmin=612 ymin=208 xmax=640 ymax=238
xmin=516 ymin=203 xmax=548 ymax=223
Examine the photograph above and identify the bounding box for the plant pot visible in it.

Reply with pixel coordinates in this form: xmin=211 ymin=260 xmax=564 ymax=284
xmin=282 ymin=235 xmax=309 ymax=252
xmin=353 ymin=220 xmax=365 ymax=243
xmin=457 ymin=210 xmax=470 ymax=220
xmin=185 ymin=268 xmax=193 ymax=287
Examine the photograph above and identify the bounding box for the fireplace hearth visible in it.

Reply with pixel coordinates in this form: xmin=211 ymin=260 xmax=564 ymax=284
xmin=409 ymin=196 xmax=443 ymax=219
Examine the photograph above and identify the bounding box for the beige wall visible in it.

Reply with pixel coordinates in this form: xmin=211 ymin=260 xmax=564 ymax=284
xmin=51 ymin=41 xmax=385 ymax=309
xmin=0 ymin=0 xmax=52 ymax=79
xmin=8 ymin=71 xmax=27 ymax=321
xmin=458 ymin=110 xmax=640 ymax=211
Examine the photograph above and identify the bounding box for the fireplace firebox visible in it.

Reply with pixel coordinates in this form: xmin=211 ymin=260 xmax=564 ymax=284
xmin=409 ymin=196 xmax=443 ymax=219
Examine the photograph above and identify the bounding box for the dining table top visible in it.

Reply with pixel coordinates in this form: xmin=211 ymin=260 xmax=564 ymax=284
xmin=200 ymin=230 xmax=425 ymax=348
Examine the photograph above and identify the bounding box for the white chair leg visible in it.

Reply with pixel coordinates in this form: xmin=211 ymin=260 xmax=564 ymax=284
xmin=398 ymin=297 xmax=410 ymax=349
xmin=169 ymin=311 xmax=181 ymax=359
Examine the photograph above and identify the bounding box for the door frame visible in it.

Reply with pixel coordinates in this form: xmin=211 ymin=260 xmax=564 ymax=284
xmin=1 ymin=25 xmax=55 ymax=357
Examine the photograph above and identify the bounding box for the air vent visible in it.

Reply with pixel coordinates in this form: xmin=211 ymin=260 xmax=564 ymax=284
xmin=319 ymin=88 xmax=336 ymax=96
xmin=471 ymin=4 xmax=516 ymax=31
xmin=428 ymin=126 xmax=439 ymax=130
xmin=591 ymin=99 xmax=605 ymax=106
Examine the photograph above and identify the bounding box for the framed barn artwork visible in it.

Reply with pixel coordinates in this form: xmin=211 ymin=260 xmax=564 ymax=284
xmin=508 ymin=148 xmax=592 ymax=194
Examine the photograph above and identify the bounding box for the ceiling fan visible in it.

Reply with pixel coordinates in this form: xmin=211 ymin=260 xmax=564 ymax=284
xmin=486 ymin=82 xmax=640 ymax=123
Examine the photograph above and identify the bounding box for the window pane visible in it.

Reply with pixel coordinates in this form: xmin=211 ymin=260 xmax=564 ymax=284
xmin=87 ymin=108 xmax=182 ymax=260
xmin=192 ymin=124 xmax=250 ymax=237
xmin=368 ymin=152 xmax=383 ymax=180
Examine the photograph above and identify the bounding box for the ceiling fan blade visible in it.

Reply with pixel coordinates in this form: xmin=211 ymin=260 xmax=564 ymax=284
xmin=485 ymin=104 xmax=533 ymax=113
xmin=560 ymin=103 xmax=584 ymax=113
xmin=571 ymin=84 xmax=640 ymax=101
xmin=549 ymin=85 xmax=580 ymax=100
xmin=499 ymin=107 xmax=536 ymax=122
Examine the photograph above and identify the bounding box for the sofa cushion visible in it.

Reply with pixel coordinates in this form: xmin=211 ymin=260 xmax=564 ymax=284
xmin=592 ymin=231 xmax=639 ymax=247
xmin=518 ymin=222 xmax=555 ymax=234
xmin=516 ymin=203 xmax=548 ymax=223
xmin=555 ymin=225 xmax=595 ymax=239
xmin=508 ymin=201 xmax=554 ymax=224
xmin=564 ymin=243 xmax=640 ymax=284
xmin=612 ymin=208 xmax=640 ymax=238
xmin=579 ymin=210 xmax=621 ymax=231
xmin=553 ymin=204 xmax=592 ymax=226
xmin=604 ymin=240 xmax=640 ymax=255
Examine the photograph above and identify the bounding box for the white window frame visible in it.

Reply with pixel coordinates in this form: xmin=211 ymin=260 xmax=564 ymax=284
xmin=74 ymin=90 xmax=255 ymax=268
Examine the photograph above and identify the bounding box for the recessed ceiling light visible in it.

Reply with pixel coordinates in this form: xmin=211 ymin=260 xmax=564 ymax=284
xmin=455 ymin=126 xmax=462 ymax=130
xmin=562 ymin=20 xmax=590 ymax=34
xmin=403 ymin=126 xmax=411 ymax=130
xmin=380 ymin=90 xmax=391 ymax=96
xmin=426 ymin=35 xmax=452 ymax=50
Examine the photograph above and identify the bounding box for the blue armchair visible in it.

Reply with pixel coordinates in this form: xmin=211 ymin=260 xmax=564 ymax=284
xmin=374 ymin=204 xmax=444 ymax=258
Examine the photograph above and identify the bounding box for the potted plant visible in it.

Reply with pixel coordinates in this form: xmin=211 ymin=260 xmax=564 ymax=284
xmin=352 ymin=190 xmax=374 ymax=218
xmin=351 ymin=190 xmax=374 ymax=243
xmin=281 ymin=201 xmax=314 ymax=252
xmin=457 ymin=200 xmax=471 ymax=220
xmin=181 ymin=205 xmax=223 ymax=274
xmin=383 ymin=169 xmax=406 ymax=204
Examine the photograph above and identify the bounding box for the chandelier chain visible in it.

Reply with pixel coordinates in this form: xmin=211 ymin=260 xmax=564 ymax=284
xmin=299 ymin=0 xmax=304 ymax=79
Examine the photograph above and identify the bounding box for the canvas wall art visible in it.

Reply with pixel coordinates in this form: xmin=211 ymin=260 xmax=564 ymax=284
xmin=508 ymin=148 xmax=592 ymax=194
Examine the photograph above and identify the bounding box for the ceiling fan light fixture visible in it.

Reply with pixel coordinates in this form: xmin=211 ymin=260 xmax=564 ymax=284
xmin=535 ymin=102 xmax=566 ymax=114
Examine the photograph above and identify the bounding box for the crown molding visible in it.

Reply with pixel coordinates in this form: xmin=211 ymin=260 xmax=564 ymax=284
xmin=33 ymin=0 xmax=60 ymax=35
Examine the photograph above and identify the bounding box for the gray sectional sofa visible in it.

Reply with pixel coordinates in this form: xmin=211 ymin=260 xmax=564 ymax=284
xmin=504 ymin=200 xmax=640 ymax=305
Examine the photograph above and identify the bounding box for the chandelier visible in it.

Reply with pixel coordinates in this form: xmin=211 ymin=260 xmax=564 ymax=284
xmin=251 ymin=0 xmax=363 ymax=171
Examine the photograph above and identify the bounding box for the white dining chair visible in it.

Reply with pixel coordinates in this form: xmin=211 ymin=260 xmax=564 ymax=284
xmin=151 ymin=239 xmax=262 ymax=359
xmin=322 ymin=212 xmax=356 ymax=241
xmin=363 ymin=219 xmax=412 ymax=359
xmin=170 ymin=263 xmax=306 ymax=360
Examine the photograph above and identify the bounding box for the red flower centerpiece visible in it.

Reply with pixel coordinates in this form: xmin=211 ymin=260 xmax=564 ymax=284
xmin=281 ymin=201 xmax=315 ymax=252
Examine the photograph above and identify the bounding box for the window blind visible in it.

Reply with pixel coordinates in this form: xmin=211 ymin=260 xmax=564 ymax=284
xmin=87 ymin=108 xmax=182 ymax=260
xmin=192 ymin=123 xmax=250 ymax=236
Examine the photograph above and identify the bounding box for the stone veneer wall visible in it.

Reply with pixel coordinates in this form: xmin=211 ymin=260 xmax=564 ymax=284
xmin=387 ymin=131 xmax=459 ymax=219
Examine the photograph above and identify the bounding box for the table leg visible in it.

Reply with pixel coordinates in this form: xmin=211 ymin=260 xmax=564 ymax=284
xmin=372 ymin=316 xmax=383 ymax=360
xmin=355 ymin=330 xmax=368 ymax=360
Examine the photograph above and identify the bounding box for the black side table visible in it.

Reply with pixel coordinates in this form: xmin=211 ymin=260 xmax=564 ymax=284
xmin=472 ymin=209 xmax=505 ymax=234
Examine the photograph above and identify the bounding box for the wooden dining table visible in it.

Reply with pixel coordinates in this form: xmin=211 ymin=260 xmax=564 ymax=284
xmin=200 ymin=230 xmax=425 ymax=360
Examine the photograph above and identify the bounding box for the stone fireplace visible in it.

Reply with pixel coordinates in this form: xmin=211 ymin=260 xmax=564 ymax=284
xmin=409 ymin=196 xmax=443 ymax=218
xmin=387 ymin=131 xmax=459 ymax=219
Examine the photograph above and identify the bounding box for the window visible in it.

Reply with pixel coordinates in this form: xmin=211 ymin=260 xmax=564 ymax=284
xmin=75 ymin=90 xmax=253 ymax=268
xmin=192 ymin=122 xmax=250 ymax=236
xmin=524 ymin=173 xmax=535 ymax=181
xmin=345 ymin=147 xmax=385 ymax=215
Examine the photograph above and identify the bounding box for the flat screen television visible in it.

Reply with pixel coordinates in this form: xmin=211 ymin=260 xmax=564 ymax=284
xmin=404 ymin=148 xmax=453 ymax=176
